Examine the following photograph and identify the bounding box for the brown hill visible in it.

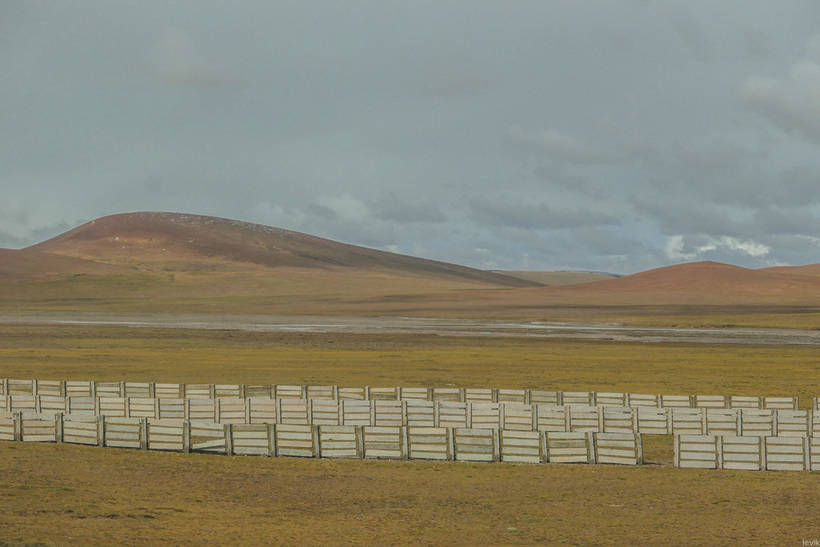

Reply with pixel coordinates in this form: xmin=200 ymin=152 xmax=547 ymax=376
xmin=27 ymin=212 xmax=534 ymax=287
xmin=760 ymin=263 xmax=820 ymax=278
xmin=0 ymin=249 xmax=124 ymax=280
xmin=498 ymin=271 xmax=618 ymax=286
xmin=538 ymin=260 xmax=820 ymax=305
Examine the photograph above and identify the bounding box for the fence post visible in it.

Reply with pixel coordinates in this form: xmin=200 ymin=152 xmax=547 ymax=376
xmin=635 ymin=433 xmax=644 ymax=465
xmin=32 ymin=379 xmax=38 ymax=397
xmin=492 ymin=429 xmax=500 ymax=462
xmin=353 ymin=425 xmax=364 ymax=458
xmin=224 ymin=424 xmax=233 ymax=456
xmin=401 ymin=426 xmax=409 ymax=459
xmin=55 ymin=413 xmax=63 ymax=443
xmin=587 ymin=432 xmax=596 ymax=464
xmin=804 ymin=437 xmax=811 ymax=471
xmin=97 ymin=415 xmax=105 ymax=447
xmin=118 ymin=381 xmax=125 ymax=397
xmin=183 ymin=421 xmax=191 ymax=454
xmin=758 ymin=436 xmax=766 ymax=471
xmin=141 ymin=418 xmax=148 ymax=450
xmin=528 ymin=404 xmax=536 ymax=431
xmin=267 ymin=423 xmax=276 ymax=457
xmin=673 ymin=435 xmax=680 ymax=467
xmin=716 ymin=436 xmax=723 ymax=470
xmin=312 ymin=425 xmax=320 ymax=458
xmin=15 ymin=411 xmax=22 ymax=441
xmin=446 ymin=427 xmax=454 ymax=461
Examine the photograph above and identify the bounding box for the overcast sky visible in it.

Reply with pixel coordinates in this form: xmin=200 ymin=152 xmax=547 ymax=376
xmin=2 ymin=2 xmax=820 ymax=273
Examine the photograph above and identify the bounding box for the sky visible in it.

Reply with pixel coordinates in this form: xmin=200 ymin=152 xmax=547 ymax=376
xmin=2 ymin=1 xmax=820 ymax=274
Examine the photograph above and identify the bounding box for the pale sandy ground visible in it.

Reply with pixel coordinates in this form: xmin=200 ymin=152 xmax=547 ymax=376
xmin=1 ymin=312 xmax=819 ymax=345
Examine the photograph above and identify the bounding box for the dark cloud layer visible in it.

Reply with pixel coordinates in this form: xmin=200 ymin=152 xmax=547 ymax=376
xmin=1 ymin=1 xmax=819 ymax=273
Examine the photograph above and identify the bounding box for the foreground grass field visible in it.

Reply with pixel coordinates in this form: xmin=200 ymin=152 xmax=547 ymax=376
xmin=1 ymin=324 xmax=819 ymax=544
xmin=0 ymin=441 xmax=817 ymax=545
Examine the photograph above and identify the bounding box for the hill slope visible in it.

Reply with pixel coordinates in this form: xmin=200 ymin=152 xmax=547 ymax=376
xmin=28 ymin=212 xmax=534 ymax=287
xmin=0 ymin=249 xmax=125 ymax=280
xmin=541 ymin=260 xmax=820 ymax=304
xmin=498 ymin=270 xmax=618 ymax=286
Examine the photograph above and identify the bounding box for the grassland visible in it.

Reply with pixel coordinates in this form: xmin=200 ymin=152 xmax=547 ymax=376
xmin=3 ymin=269 xmax=820 ymax=331
xmin=1 ymin=324 xmax=819 ymax=402
xmin=1 ymin=324 xmax=819 ymax=544
xmin=2 ymin=441 xmax=818 ymax=545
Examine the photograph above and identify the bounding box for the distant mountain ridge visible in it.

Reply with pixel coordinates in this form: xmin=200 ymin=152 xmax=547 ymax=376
xmin=495 ymin=270 xmax=620 ymax=286
xmin=1 ymin=212 xmax=818 ymax=311
xmin=22 ymin=212 xmax=536 ymax=287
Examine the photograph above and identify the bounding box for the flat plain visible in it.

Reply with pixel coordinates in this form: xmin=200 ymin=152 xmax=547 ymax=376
xmin=2 ymin=214 xmax=820 ymax=544
xmin=1 ymin=324 xmax=819 ymax=545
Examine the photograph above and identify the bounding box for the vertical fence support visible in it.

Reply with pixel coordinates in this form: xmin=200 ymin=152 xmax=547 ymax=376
xmin=312 ymin=425 xmax=320 ymax=458
xmin=183 ymin=421 xmax=191 ymax=454
xmin=224 ymin=424 xmax=233 ymax=456
xmin=140 ymin=418 xmax=148 ymax=450
xmin=267 ymin=423 xmax=276 ymax=457
xmin=97 ymin=416 xmax=105 ymax=447
xmin=15 ymin=411 xmax=23 ymax=441
xmin=55 ymin=413 xmax=64 ymax=443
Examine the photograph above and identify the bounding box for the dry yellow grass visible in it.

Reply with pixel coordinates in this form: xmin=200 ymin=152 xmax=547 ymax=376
xmin=1 ymin=325 xmax=817 ymax=403
xmin=2 ymin=323 xmax=819 ymax=545
xmin=1 ymin=441 xmax=818 ymax=545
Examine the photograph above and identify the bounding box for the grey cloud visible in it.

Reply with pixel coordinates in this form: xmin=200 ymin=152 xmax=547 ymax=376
xmin=2 ymin=1 xmax=820 ymax=274
xmin=467 ymin=198 xmax=621 ymax=231
xmin=741 ymin=35 xmax=820 ymax=138
xmin=369 ymin=196 xmax=447 ymax=224
xmin=506 ymin=127 xmax=615 ymax=165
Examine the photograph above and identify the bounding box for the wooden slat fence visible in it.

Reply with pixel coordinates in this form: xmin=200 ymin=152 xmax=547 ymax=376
xmin=3 ymin=395 xmax=819 ymax=437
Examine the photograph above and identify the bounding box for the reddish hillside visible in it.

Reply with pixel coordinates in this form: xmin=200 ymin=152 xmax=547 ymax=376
xmin=0 ymin=249 xmax=124 ymax=280
xmin=28 ymin=212 xmax=535 ymax=287
xmin=760 ymin=264 xmax=820 ymax=278
xmin=543 ymin=260 xmax=820 ymax=304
